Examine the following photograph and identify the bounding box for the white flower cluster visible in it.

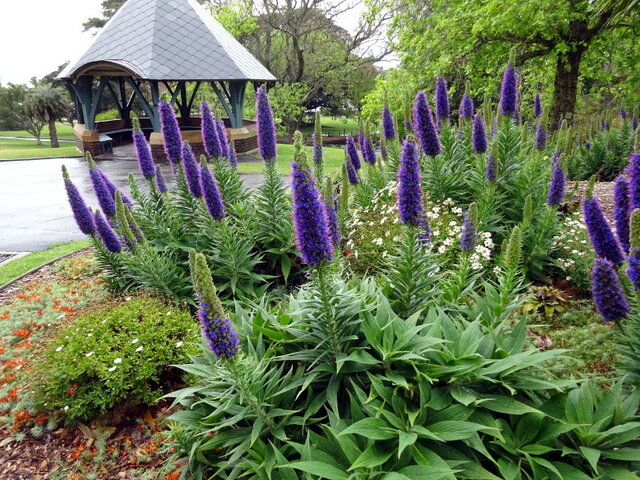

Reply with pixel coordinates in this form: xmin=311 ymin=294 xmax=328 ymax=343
xmin=552 ymin=213 xmax=590 ymax=261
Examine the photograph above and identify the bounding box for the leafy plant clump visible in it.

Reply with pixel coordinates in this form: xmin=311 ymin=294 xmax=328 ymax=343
xmin=34 ymin=296 xmax=198 ymax=423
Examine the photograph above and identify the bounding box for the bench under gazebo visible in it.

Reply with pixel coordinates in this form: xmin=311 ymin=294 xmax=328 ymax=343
xmin=57 ymin=0 xmax=275 ymax=158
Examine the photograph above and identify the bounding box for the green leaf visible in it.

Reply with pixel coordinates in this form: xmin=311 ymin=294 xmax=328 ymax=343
xmin=287 ymin=461 xmax=349 ymax=480
xmin=349 ymin=444 xmax=394 ymax=471
xmin=481 ymin=396 xmax=542 ymax=415
xmin=578 ymin=446 xmax=600 ymax=474
xmin=398 ymin=431 xmax=418 ymax=457
xmin=602 ymin=447 xmax=640 ymax=461
xmin=340 ymin=418 xmax=396 ymax=440
xmin=427 ymin=421 xmax=496 ymax=441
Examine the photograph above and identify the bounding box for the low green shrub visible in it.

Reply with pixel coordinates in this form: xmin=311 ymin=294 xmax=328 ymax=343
xmin=34 ymin=296 xmax=198 ymax=423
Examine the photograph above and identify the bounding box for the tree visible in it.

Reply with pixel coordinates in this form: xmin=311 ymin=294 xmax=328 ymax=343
xmin=24 ymin=85 xmax=71 ymax=148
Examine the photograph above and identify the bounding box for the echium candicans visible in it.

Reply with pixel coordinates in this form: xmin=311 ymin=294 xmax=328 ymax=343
xmin=87 ymin=153 xmax=115 ymax=217
xmin=472 ymin=114 xmax=487 ymax=153
xmin=397 ymin=141 xmax=423 ymax=225
xmin=62 ymin=165 xmax=94 ymax=235
xmin=435 ymin=76 xmax=450 ymax=122
xmin=100 ymin=170 xmax=132 ymax=205
xmin=324 ymin=181 xmax=341 ymax=250
xmin=256 ymin=86 xmax=277 ymax=162
xmin=621 ymin=107 xmax=628 ymax=119
xmin=156 ymin=168 xmax=168 ymax=193
xmin=459 ymin=94 xmax=474 ymax=119
xmin=200 ymin=165 xmax=225 ymax=220
xmin=382 ymin=106 xmax=396 ymax=139
xmin=460 ymin=203 xmax=477 ymax=252
xmin=345 ymin=136 xmax=361 ymax=170
xmin=132 ymin=117 xmax=155 ymax=180
xmin=413 ymin=91 xmax=441 ymax=157
xmin=614 ymin=174 xmax=631 ymax=253
xmin=228 ymin=140 xmax=238 ymax=169
xmin=360 ymin=135 xmax=377 ymax=165
xmin=291 ymin=162 xmax=334 ymax=266
xmin=217 ymin=120 xmax=230 ymax=158
xmin=200 ymin=102 xmax=221 ymax=158
xmin=534 ymin=93 xmax=542 ymax=118
xmin=628 ymin=154 xmax=640 ymax=210
xmin=94 ymin=210 xmax=122 ymax=253
xmin=485 ymin=153 xmax=496 ymax=181
xmin=345 ymin=155 xmax=359 ymax=185
xmin=499 ymin=65 xmax=518 ymax=116
xmin=312 ymin=133 xmax=323 ymax=171
xmin=190 ymin=251 xmax=238 ymax=358
xmin=627 ymin=209 xmax=640 ymax=290
xmin=547 ymin=154 xmax=565 ymax=206
xmin=534 ymin=124 xmax=546 ymax=149
xmin=583 ymin=179 xmax=625 ymax=266
xmin=158 ymin=101 xmax=182 ymax=169
xmin=181 ymin=143 xmax=202 ymax=198
xmin=591 ymin=257 xmax=630 ymax=322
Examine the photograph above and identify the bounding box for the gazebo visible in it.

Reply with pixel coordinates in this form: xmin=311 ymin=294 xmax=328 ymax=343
xmin=57 ymin=0 xmax=275 ymax=157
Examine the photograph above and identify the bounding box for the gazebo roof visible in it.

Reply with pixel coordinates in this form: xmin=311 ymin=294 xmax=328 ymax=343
xmin=58 ymin=0 xmax=275 ymax=82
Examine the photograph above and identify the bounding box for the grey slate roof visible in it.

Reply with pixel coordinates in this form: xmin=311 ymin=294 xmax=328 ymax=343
xmin=58 ymin=0 xmax=275 ymax=82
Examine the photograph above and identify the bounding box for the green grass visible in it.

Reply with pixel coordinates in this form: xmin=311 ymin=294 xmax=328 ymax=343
xmin=0 ymin=122 xmax=75 ymax=141
xmin=298 ymin=115 xmax=359 ymax=136
xmin=0 ymin=241 xmax=91 ymax=286
xmin=237 ymin=143 xmax=345 ymax=175
xmin=0 ymin=138 xmax=80 ymax=160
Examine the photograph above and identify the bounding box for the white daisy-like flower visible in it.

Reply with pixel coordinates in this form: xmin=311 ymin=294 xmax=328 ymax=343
xmin=438 ymin=245 xmax=447 ymax=254
xmin=101 ymin=320 xmax=107 ymax=324
xmin=64 ymin=406 xmax=69 ymax=411
xmin=85 ymin=351 xmax=94 ymax=357
xmin=55 ymin=346 xmax=63 ymax=352
xmin=87 ymin=333 xmax=93 ymax=337
xmin=135 ymin=346 xmax=143 ymax=352
xmin=108 ymin=366 xmax=117 ymax=372
xmin=114 ymin=358 xmax=122 ymax=364
xmin=176 ymin=341 xmax=184 ymax=348
xmin=131 ymin=338 xmax=139 ymax=344
xmin=125 ymin=297 xmax=132 ymax=301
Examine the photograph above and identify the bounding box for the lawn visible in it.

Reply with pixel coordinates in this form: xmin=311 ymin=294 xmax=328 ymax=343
xmin=0 ymin=138 xmax=80 ymax=160
xmin=236 ymin=143 xmax=345 ymax=174
xmin=0 ymin=122 xmax=75 ymax=141
xmin=298 ymin=115 xmax=359 ymax=136
xmin=0 ymin=240 xmax=91 ymax=286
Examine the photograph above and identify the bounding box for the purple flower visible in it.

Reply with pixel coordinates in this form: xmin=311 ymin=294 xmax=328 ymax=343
xmin=291 ymin=162 xmax=334 ymax=266
xmin=200 ymin=102 xmax=222 ymax=158
xmin=547 ymin=157 xmax=565 ymax=206
xmin=228 ymin=141 xmax=238 ymax=168
xmin=459 ymin=94 xmax=474 ymax=119
xmin=181 ymin=143 xmax=202 ymax=198
xmin=89 ymin=167 xmax=115 ymax=216
xmin=346 ymin=136 xmax=361 ymax=170
xmin=485 ymin=154 xmax=496 ymax=181
xmin=325 ymin=197 xmax=341 ymax=249
xmin=345 ymin=156 xmax=359 ymax=185
xmin=600 ymin=119 xmax=606 ymax=132
xmin=397 ymin=141 xmax=423 ymax=225
xmin=217 ymin=120 xmax=229 ymax=158
xmin=633 ymin=119 xmax=638 ymax=131
xmin=360 ymin=135 xmax=377 ymax=165
xmin=435 ymin=76 xmax=450 ymax=121
xmin=256 ymin=86 xmax=277 ymax=161
xmin=156 ymin=168 xmax=168 ymax=193
xmin=614 ymin=175 xmax=631 ymax=253
xmin=621 ymin=107 xmax=628 ymax=119
xmin=133 ymin=130 xmax=155 ymax=180
xmin=583 ymin=197 xmax=625 ymax=265
xmin=200 ymin=165 xmax=225 ymax=220
xmin=403 ymin=120 xmax=412 ymax=133
xmin=628 ymin=248 xmax=640 ymax=290
xmin=94 ymin=210 xmax=122 ymax=253
xmin=158 ymin=102 xmax=182 ymax=168
xmin=629 ymin=154 xmax=640 ymax=210
xmin=418 ymin=216 xmax=431 ymax=244
xmin=500 ymin=65 xmax=518 ymax=116
xmin=472 ymin=114 xmax=487 ymax=153
xmin=312 ymin=133 xmax=323 ymax=168
xmin=534 ymin=124 xmax=546 ymax=150
xmin=534 ymin=93 xmax=542 ymax=118
xmin=198 ymin=305 xmax=238 ymax=358
xmin=460 ymin=212 xmax=476 ymax=252
xmin=591 ymin=257 xmax=630 ymax=322
xmin=584 ymin=141 xmax=591 ymax=150
xmin=382 ymin=107 xmax=397 ymax=139
xmin=99 ymin=170 xmax=132 ymax=206
xmin=413 ymin=91 xmax=441 ymax=157
xmin=62 ymin=166 xmax=94 ymax=235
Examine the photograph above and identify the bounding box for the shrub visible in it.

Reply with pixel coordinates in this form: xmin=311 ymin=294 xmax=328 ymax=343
xmin=34 ymin=296 xmax=198 ymax=423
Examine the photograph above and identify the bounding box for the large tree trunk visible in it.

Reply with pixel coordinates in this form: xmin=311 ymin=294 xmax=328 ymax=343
xmin=49 ymin=119 xmax=60 ymax=148
xmin=549 ymin=44 xmax=587 ymax=130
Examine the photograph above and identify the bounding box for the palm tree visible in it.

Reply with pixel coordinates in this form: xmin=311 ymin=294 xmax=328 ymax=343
xmin=24 ymin=85 xmax=71 ymax=148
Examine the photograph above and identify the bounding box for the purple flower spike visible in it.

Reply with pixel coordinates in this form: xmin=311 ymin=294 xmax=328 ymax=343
xmin=403 ymin=120 xmax=412 ymax=133
xmin=63 ymin=168 xmax=95 ymax=235
xmin=158 ymin=102 xmax=182 ymax=168
xmin=435 ymin=76 xmax=450 ymax=121
xmin=345 ymin=156 xmax=359 ymax=185
xmin=89 ymin=167 xmax=115 ymax=216
xmin=584 ymin=141 xmax=591 ymax=150
xmin=633 ymin=118 xmax=638 ymax=131
xmin=228 ymin=142 xmax=238 ymax=168
xmin=591 ymin=257 xmax=630 ymax=322
xmin=397 ymin=141 xmax=423 ymax=225
xmin=361 ymin=136 xmax=377 ymax=165
xmin=94 ymin=211 xmax=122 ymax=253
xmin=621 ymin=107 xmax=628 ymax=119
xmin=155 ymin=168 xmax=168 ymax=193
xmin=614 ymin=175 xmax=631 ymax=253
xmin=583 ymin=197 xmax=625 ymax=265
xmin=198 ymin=307 xmax=238 ymax=358
xmin=500 ymin=65 xmax=518 ymax=117
xmin=413 ymin=91 xmax=441 ymax=157
xmin=200 ymin=102 xmax=221 ymax=158
xmin=291 ymin=162 xmax=334 ymax=266
xmin=472 ymin=114 xmax=487 ymax=153
xmin=133 ymin=130 xmax=155 ymax=180
xmin=534 ymin=124 xmax=546 ymax=150
xmin=534 ymin=93 xmax=542 ymax=118
xmin=346 ymin=136 xmax=361 ymax=170
xmin=485 ymin=154 xmax=496 ymax=182
xmin=382 ymin=107 xmax=397 ymax=139
xmin=547 ymin=156 xmax=565 ymax=206
xmin=325 ymin=197 xmax=341 ymax=249
xmin=312 ymin=133 xmax=323 ymax=167
xmin=628 ymin=248 xmax=640 ymax=290
xmin=200 ymin=165 xmax=225 ymax=220
xmin=629 ymin=154 xmax=640 ymax=210
xmin=217 ymin=120 xmax=229 ymax=158
xmin=256 ymin=86 xmax=277 ymax=161
xmin=459 ymin=94 xmax=474 ymax=119
xmin=181 ymin=143 xmax=202 ymax=198
xmin=99 ymin=170 xmax=131 ymax=206
xmin=460 ymin=212 xmax=476 ymax=252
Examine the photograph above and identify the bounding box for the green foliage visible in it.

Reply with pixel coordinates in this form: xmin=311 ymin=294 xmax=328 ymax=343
xmin=34 ymin=296 xmax=198 ymax=423
xmin=523 ymin=286 xmax=571 ymax=317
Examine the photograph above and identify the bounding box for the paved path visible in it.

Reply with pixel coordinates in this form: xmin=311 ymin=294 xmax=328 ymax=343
xmin=0 ymin=155 xmax=264 ymax=252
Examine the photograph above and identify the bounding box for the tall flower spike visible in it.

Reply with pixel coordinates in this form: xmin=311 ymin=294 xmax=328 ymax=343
xmin=291 ymin=162 xmax=334 ymax=265
xmin=397 ymin=141 xmax=423 ymax=225
xmin=413 ymin=91 xmax=441 ymax=157
xmin=200 ymin=102 xmax=221 ymax=158
xmin=190 ymin=252 xmax=238 ymax=358
xmin=158 ymin=101 xmax=182 ymax=168
xmin=583 ymin=196 xmax=625 ymax=265
xmin=614 ymin=175 xmax=631 ymax=253
xmin=485 ymin=153 xmax=496 ymax=181
xmin=312 ymin=133 xmax=323 ymax=171
xmin=155 ymin=168 xmax=168 ymax=193
xmin=99 ymin=170 xmax=132 ymax=205
xmin=87 ymin=154 xmax=116 ymax=217
xmin=459 ymin=94 xmax=474 ymax=119
xmin=591 ymin=257 xmax=630 ymax=322
xmin=324 ymin=180 xmax=341 ymax=250
xmin=200 ymin=165 xmax=225 ymax=220
xmin=345 ymin=136 xmax=361 ymax=170
xmin=217 ymin=119 xmax=230 ymax=158
xmin=435 ymin=76 xmax=450 ymax=121
xmin=621 ymin=107 xmax=628 ymax=119
xmin=345 ymin=154 xmax=359 ymax=185
xmin=256 ymin=86 xmax=277 ymax=162
xmin=62 ymin=165 xmax=95 ymax=235
xmin=181 ymin=143 xmax=202 ymax=198
xmin=472 ymin=114 xmax=487 ymax=153
xmin=228 ymin=140 xmax=238 ymax=168
xmin=94 ymin=210 xmax=122 ymax=253
xmin=534 ymin=93 xmax=542 ymax=118
xmin=534 ymin=123 xmax=546 ymax=150
xmin=381 ymin=106 xmax=397 ymax=139
xmin=628 ymin=154 xmax=640 ymax=210
xmin=460 ymin=203 xmax=477 ymax=252
xmin=500 ymin=65 xmax=518 ymax=117
xmin=547 ymin=155 xmax=566 ymax=206
xmin=132 ymin=118 xmax=156 ymax=180
xmin=627 ymin=209 xmax=640 ymax=290
xmin=504 ymin=225 xmax=522 ymax=271
xmin=360 ymin=135 xmax=377 ymax=165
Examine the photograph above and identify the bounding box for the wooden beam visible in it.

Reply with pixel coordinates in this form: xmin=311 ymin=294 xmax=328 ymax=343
xmin=124 ymin=77 xmax=159 ymax=131
xmin=88 ymin=76 xmax=109 ymax=129
xmin=187 ymin=82 xmax=201 ymax=114
xmin=210 ymin=81 xmax=233 ymax=122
